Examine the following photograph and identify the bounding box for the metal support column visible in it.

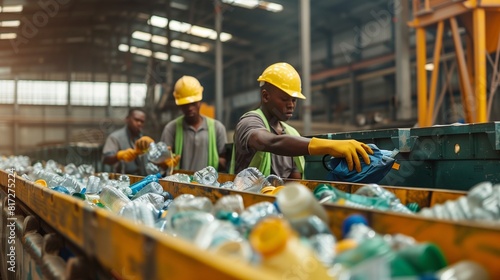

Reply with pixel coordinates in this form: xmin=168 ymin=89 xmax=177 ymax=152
xmin=416 ymin=28 xmax=428 ymax=127
xmin=215 ymin=0 xmax=223 ymax=122
xmin=450 ymin=17 xmax=475 ymax=122
xmin=473 ymin=8 xmax=487 ymax=122
xmin=426 ymin=21 xmax=444 ymax=126
xmin=13 ymin=77 xmax=18 ymax=156
xmin=300 ymin=0 xmax=311 ymax=135
xmin=395 ymin=0 xmax=412 ymax=120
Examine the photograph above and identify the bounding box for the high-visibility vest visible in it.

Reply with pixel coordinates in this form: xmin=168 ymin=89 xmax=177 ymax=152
xmin=230 ymin=108 xmax=304 ymax=178
xmin=175 ymin=116 xmax=219 ymax=170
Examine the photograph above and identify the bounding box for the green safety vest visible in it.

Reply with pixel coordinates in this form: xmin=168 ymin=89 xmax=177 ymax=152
xmin=175 ymin=116 xmax=219 ymax=170
xmin=230 ymin=109 xmax=305 ymax=178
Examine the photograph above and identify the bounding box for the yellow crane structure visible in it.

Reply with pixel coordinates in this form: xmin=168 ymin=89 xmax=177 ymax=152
xmin=410 ymin=0 xmax=500 ymax=127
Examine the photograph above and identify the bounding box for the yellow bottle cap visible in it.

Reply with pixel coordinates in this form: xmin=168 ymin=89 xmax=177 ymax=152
xmin=260 ymin=186 xmax=276 ymax=195
xmin=270 ymin=185 xmax=285 ymax=195
xmin=34 ymin=179 xmax=47 ymax=187
xmin=250 ymin=217 xmax=290 ymax=258
xmin=335 ymin=239 xmax=358 ymax=254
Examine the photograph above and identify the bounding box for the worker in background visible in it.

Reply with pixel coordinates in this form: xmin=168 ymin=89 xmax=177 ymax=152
xmin=160 ymin=76 xmax=228 ymax=172
xmin=102 ymin=108 xmax=155 ymax=175
xmin=230 ymin=62 xmax=373 ymax=179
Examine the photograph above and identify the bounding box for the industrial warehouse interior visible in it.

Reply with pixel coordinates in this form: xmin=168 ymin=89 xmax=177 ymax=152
xmin=1 ymin=0 xmax=500 ymax=279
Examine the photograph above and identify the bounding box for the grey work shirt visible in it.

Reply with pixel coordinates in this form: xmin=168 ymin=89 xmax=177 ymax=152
xmin=160 ymin=116 xmax=227 ymax=171
xmin=102 ymin=126 xmax=147 ymax=175
xmin=233 ymin=112 xmax=299 ymax=178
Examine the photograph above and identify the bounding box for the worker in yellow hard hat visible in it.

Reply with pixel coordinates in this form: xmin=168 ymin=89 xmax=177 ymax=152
xmin=160 ymin=76 xmax=228 ymax=172
xmin=230 ymin=62 xmax=373 ymax=179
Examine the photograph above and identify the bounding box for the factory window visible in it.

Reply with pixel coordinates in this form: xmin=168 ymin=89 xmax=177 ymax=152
xmin=0 ymin=80 xmax=15 ymax=103
xmin=70 ymin=82 xmax=108 ymax=106
xmin=130 ymin=83 xmax=146 ymax=107
xmin=110 ymin=83 xmax=129 ymax=106
xmin=17 ymin=80 xmax=67 ymax=105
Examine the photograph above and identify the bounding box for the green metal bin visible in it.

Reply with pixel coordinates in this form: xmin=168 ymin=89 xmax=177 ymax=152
xmin=304 ymin=122 xmax=500 ymax=191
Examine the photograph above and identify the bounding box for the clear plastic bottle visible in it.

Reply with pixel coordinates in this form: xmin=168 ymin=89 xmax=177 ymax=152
xmin=436 ymin=260 xmax=489 ymax=280
xmin=213 ymin=195 xmax=244 ymax=225
xmin=119 ymin=201 xmax=157 ymax=227
xmin=169 ymin=211 xmax=215 ymax=241
xmin=131 ymin=182 xmax=164 ymax=199
xmin=193 ymin=166 xmax=219 ymax=187
xmin=164 ymin=195 xmax=214 ymax=228
xmin=233 ymin=167 xmax=266 ymax=192
xmin=276 ymin=182 xmax=329 ymax=224
xmin=144 ymin=142 xmax=171 ymax=164
xmin=419 ymin=181 xmax=500 ymax=222
xmin=129 ymin=173 xmax=161 ymax=195
xmin=249 ymin=217 xmax=330 ymax=279
xmin=314 ymin=184 xmax=393 ymax=211
xmin=85 ymin=175 xmax=101 ymax=194
xmin=99 ymin=185 xmax=132 ymax=214
xmin=163 ymin=173 xmax=191 ymax=183
xmin=132 ymin=193 xmax=165 ymax=210
xmin=354 ymin=184 xmax=413 ymax=214
xmin=238 ymin=201 xmax=279 ymax=233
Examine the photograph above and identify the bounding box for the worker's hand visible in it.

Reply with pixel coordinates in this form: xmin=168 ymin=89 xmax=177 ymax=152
xmin=308 ymin=138 xmax=373 ymax=172
xmin=135 ymin=136 xmax=154 ymax=153
xmin=164 ymin=154 xmax=181 ymax=168
xmin=116 ymin=148 xmax=138 ymax=162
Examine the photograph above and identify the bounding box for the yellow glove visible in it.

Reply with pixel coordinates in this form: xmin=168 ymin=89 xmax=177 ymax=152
xmin=308 ymin=137 xmax=373 ymax=172
xmin=164 ymin=154 xmax=181 ymax=168
xmin=116 ymin=148 xmax=138 ymax=162
xmin=135 ymin=136 xmax=155 ymax=153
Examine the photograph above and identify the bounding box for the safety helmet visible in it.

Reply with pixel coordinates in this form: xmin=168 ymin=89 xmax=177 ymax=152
xmin=173 ymin=76 xmax=204 ymax=105
xmin=257 ymin=62 xmax=305 ymax=99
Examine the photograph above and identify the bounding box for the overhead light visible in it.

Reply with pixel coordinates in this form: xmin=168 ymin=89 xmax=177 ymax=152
xmin=148 ymin=15 xmax=232 ymax=42
xmin=425 ymin=63 xmax=434 ymax=71
xmin=0 ymin=20 xmax=20 ymax=27
xmin=260 ymin=2 xmax=283 ymax=12
xmin=222 ymin=0 xmax=259 ymax=9
xmin=118 ymin=44 xmax=185 ymax=63
xmin=222 ymin=0 xmax=283 ymax=12
xmin=0 ymin=33 xmax=17 ymax=39
xmin=132 ymin=31 xmax=152 ymax=41
xmin=0 ymin=5 xmax=23 ymax=13
xmin=131 ymin=31 xmax=209 ymax=52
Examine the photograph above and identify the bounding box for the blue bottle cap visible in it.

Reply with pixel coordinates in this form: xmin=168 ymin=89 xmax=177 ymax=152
xmin=272 ymin=200 xmax=281 ymax=213
xmin=342 ymin=214 xmax=368 ymax=238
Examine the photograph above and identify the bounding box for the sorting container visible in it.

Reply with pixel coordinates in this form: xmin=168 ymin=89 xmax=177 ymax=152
xmin=2 ymin=170 xmax=500 ymax=279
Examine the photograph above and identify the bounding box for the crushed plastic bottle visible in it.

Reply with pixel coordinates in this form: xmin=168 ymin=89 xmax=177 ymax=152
xmin=146 ymin=142 xmax=171 ymax=164
xmin=239 ymin=201 xmax=279 ymax=233
xmin=233 ymin=167 xmax=266 ymax=193
xmin=213 ymin=195 xmax=244 ymax=225
xmin=99 ymin=185 xmax=132 ymax=214
xmin=85 ymin=175 xmax=101 ymax=194
xmin=419 ymin=182 xmax=500 ymax=222
xmin=131 ymin=182 xmax=164 ymax=199
xmin=163 ymin=173 xmax=191 ymax=183
xmin=193 ymin=166 xmax=219 ymax=187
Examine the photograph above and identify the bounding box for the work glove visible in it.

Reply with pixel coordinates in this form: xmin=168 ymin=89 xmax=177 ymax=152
xmin=164 ymin=154 xmax=181 ymax=168
xmin=116 ymin=148 xmax=138 ymax=162
xmin=308 ymin=137 xmax=373 ymax=172
xmin=135 ymin=136 xmax=155 ymax=153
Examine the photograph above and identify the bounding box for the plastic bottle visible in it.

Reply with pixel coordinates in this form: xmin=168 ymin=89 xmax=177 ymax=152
xmin=289 ymin=215 xmax=331 ymax=238
xmin=354 ymin=184 xmax=413 ymax=214
xmin=85 ymin=175 xmax=101 ymax=194
xmin=213 ymin=195 xmax=244 ymax=225
xmin=99 ymin=185 xmax=132 ymax=214
xmin=129 ymin=173 xmax=162 ymax=195
xmin=276 ymin=182 xmax=329 ymax=224
xmin=163 ymin=173 xmax=191 ymax=183
xmin=164 ymin=195 xmax=214 ymax=228
xmin=193 ymin=166 xmax=219 ymax=187
xmin=146 ymin=142 xmax=171 ymax=164
xmin=132 ymin=193 xmax=165 ymax=210
xmin=249 ymin=217 xmax=330 ymax=279
xmin=119 ymin=201 xmax=156 ymax=227
xmin=131 ymin=181 xmax=164 ymax=199
xmin=436 ymin=260 xmax=489 ymax=280
xmin=233 ymin=167 xmax=266 ymax=192
xmin=419 ymin=182 xmax=500 ymax=222
xmin=170 ymin=211 xmax=215 ymax=240
xmin=314 ymin=184 xmax=393 ymax=211
xmin=238 ymin=201 xmax=279 ymax=232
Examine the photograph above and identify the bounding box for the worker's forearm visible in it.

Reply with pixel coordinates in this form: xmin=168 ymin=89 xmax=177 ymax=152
xmin=103 ymin=155 xmax=119 ymax=165
xmin=256 ymin=135 xmax=310 ymax=156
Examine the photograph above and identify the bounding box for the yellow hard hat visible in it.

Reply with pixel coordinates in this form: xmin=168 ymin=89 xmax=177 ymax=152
xmin=257 ymin=62 xmax=305 ymax=99
xmin=173 ymin=75 xmax=204 ymax=105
